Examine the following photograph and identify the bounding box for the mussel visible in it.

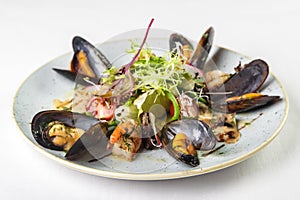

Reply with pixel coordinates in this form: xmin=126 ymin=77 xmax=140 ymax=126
xmin=212 ymin=93 xmax=280 ymax=113
xmin=169 ymin=27 xmax=214 ymax=70
xmin=169 ymin=32 xmax=194 ymax=61
xmin=209 ymin=59 xmax=269 ymax=97
xmin=53 ymin=36 xmax=112 ymax=85
xmin=209 ymin=59 xmax=280 ymax=113
xmin=160 ymin=119 xmax=217 ymax=167
xmin=31 ymin=110 xmax=110 ymax=160
xmin=189 ymin=27 xmax=214 ymax=70
xmin=71 ymin=36 xmax=112 ymax=77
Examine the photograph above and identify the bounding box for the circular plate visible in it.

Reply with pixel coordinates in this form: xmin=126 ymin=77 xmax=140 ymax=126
xmin=13 ymin=28 xmax=288 ymax=180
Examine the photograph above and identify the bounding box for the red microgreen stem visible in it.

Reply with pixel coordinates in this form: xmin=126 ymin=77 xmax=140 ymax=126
xmin=122 ymin=18 xmax=154 ymax=73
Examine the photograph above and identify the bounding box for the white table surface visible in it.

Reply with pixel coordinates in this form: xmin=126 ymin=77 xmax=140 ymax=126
xmin=2 ymin=0 xmax=299 ymax=199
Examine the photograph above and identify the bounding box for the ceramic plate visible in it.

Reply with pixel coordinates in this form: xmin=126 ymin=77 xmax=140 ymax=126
xmin=13 ymin=28 xmax=288 ymax=180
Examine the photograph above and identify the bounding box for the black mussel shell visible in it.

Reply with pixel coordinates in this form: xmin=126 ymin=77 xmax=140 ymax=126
xmin=190 ymin=27 xmax=214 ymax=70
xmin=71 ymin=36 xmax=112 ymax=79
xmin=212 ymin=94 xmax=281 ymax=113
xmin=65 ymin=122 xmax=110 ymax=161
xmin=211 ymin=59 xmax=269 ymax=98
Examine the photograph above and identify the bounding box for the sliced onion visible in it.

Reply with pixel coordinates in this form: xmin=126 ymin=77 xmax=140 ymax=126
xmin=111 ymin=71 xmax=135 ymax=97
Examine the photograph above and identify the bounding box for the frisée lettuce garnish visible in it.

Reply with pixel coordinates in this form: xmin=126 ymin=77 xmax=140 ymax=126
xmin=102 ymin=41 xmax=206 ymax=122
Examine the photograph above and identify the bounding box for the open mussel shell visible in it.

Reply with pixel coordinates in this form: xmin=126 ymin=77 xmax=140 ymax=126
xmin=53 ymin=36 xmax=112 ymax=85
xmin=189 ymin=26 xmax=214 ymax=70
xmin=70 ymin=36 xmax=112 ymax=80
xmin=162 ymin=118 xmax=217 ymax=150
xmin=169 ymin=33 xmax=194 ymax=59
xmin=208 ymin=59 xmax=281 ymax=113
xmin=169 ymin=27 xmax=214 ymax=70
xmin=210 ymin=59 xmax=269 ymax=98
xmin=160 ymin=119 xmax=217 ymax=167
xmin=31 ymin=110 xmax=103 ymax=151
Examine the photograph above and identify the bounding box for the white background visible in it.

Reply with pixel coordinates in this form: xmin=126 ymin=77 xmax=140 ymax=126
xmin=1 ymin=0 xmax=300 ymax=199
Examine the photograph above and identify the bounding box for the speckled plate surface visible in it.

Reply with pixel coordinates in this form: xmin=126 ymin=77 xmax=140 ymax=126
xmin=13 ymin=29 xmax=288 ymax=180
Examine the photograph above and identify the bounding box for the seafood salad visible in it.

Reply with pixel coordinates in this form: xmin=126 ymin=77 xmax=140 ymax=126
xmin=31 ymin=19 xmax=280 ymax=167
